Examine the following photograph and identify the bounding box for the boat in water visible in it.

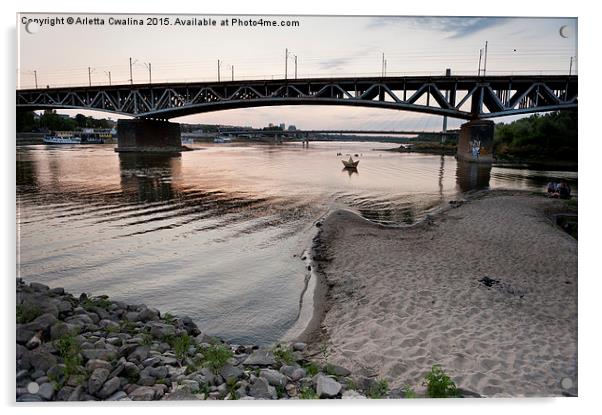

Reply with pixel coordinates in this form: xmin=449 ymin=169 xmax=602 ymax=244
xmin=341 ymin=156 xmax=360 ymax=169
xmin=213 ymin=135 xmax=232 ymax=143
xmin=43 ymin=133 xmax=81 ymax=144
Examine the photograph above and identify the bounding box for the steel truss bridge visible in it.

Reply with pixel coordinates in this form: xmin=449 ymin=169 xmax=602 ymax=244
xmin=16 ymin=75 xmax=577 ymax=120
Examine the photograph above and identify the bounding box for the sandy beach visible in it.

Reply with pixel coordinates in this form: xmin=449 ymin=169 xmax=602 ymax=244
xmin=306 ymin=191 xmax=577 ymax=397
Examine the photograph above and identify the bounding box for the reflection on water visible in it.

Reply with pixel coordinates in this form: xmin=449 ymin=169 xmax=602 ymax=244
xmin=16 ymin=142 xmax=577 ymax=344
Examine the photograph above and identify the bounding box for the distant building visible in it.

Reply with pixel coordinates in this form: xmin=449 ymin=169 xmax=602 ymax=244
xmin=287 ymin=125 xmax=297 ymax=131
xmin=268 ymin=123 xmax=274 ymax=128
xmin=279 ymin=123 xmax=285 ymax=130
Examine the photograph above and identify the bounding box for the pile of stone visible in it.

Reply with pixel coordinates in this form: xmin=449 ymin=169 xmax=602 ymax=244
xmin=16 ymin=279 xmax=378 ymax=401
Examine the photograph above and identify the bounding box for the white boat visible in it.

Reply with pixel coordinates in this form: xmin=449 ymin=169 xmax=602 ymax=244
xmin=213 ymin=136 xmax=232 ymax=143
xmin=43 ymin=134 xmax=82 ymax=144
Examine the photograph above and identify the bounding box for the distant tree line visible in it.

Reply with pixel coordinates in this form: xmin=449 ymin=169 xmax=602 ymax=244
xmin=494 ymin=111 xmax=577 ymax=161
xmin=16 ymin=110 xmax=115 ymax=133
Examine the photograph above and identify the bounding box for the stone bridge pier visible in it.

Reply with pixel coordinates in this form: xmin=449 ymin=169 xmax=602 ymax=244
xmin=116 ymin=119 xmax=183 ymax=153
xmin=456 ymin=120 xmax=495 ymax=163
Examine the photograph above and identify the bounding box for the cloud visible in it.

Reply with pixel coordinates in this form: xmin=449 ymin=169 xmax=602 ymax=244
xmin=367 ymin=16 xmax=512 ymax=39
xmin=319 ymin=57 xmax=354 ymax=70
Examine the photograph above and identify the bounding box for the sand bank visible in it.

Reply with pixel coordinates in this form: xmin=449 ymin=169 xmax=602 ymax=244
xmin=308 ymin=191 xmax=577 ymax=397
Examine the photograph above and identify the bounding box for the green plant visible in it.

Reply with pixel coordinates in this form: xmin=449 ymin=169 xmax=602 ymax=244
xmin=275 ymin=384 xmax=286 ymax=399
xmin=119 ymin=320 xmax=136 ymax=333
xmin=303 ymin=362 xmax=319 ymax=377
xmin=141 ymin=333 xmax=153 ymax=346
xmin=16 ymin=303 xmax=43 ymax=324
xmin=226 ymin=378 xmax=238 ymax=400
xmin=272 ymin=345 xmax=296 ymax=365
xmin=319 ymin=345 xmax=330 ymax=366
xmin=201 ymin=344 xmax=233 ymax=374
xmin=81 ymin=295 xmax=111 ymax=311
xmin=345 ymin=378 xmax=357 ymax=391
xmin=423 ymin=365 xmax=459 ymax=398
xmin=171 ymin=334 xmax=193 ymax=362
xmin=162 ymin=312 xmax=176 ymax=324
xmin=402 ymin=384 xmax=417 ymax=399
xmin=54 ymin=334 xmax=84 ymax=380
xmin=367 ymin=379 xmax=389 ymax=399
xmin=299 ymin=386 xmax=318 ymax=399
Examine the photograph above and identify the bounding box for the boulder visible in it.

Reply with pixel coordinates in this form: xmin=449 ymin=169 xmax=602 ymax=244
xmin=128 ymin=386 xmax=156 ymax=401
xmin=260 ymin=369 xmax=287 ymax=387
xmin=88 ymin=368 xmax=110 ymax=395
xmin=314 ymin=374 xmax=342 ymax=398
xmin=37 ymin=382 xmax=55 ymax=400
xmin=248 ymin=377 xmax=276 ymax=399
xmin=219 ymin=363 xmax=243 ymax=383
xmin=86 ymin=359 xmax=112 ymax=372
xmin=147 ymin=322 xmax=176 ymax=338
xmin=243 ymin=349 xmax=276 ymax=366
xmin=96 ymin=377 xmax=121 ymax=399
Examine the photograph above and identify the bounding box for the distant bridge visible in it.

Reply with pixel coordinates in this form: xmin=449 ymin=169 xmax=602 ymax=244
xmin=16 ymin=75 xmax=577 ymax=120
xmin=220 ymin=129 xmax=458 ymax=137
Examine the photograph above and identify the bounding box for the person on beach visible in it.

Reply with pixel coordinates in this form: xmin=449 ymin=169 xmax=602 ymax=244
xmin=547 ymin=181 xmax=558 ymax=195
xmin=557 ymin=180 xmax=571 ymax=199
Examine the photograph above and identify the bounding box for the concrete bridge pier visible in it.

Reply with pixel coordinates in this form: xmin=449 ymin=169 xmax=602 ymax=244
xmin=456 ymin=120 xmax=495 ymax=163
xmin=116 ymin=119 xmax=183 ymax=153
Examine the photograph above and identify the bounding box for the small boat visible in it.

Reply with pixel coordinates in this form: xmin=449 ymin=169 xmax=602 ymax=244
xmin=43 ymin=133 xmax=81 ymax=144
xmin=213 ymin=135 xmax=232 ymax=143
xmin=341 ymin=156 xmax=359 ymax=169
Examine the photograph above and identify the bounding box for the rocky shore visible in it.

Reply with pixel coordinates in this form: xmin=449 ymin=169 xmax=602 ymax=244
xmin=16 ymin=279 xmax=389 ymax=401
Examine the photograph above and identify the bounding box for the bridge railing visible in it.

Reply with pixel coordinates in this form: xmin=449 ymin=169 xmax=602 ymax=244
xmin=17 ymin=69 xmax=576 ymax=90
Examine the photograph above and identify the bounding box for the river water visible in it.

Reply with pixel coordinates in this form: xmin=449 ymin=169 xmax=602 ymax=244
xmin=16 ymin=141 xmax=577 ymax=344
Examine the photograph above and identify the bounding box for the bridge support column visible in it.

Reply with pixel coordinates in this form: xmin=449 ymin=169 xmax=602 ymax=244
xmin=456 ymin=120 xmax=495 ymax=163
xmin=116 ymin=119 xmax=183 ymax=153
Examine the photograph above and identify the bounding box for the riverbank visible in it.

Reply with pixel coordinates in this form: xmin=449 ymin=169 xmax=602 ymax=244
xmin=16 ymin=279 xmax=391 ymax=401
xmin=306 ymin=190 xmax=578 ymax=397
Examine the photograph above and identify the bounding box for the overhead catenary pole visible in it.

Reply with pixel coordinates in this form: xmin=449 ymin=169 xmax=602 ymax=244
xmin=105 ymin=71 xmax=111 ymax=86
xmin=442 ymin=68 xmax=451 ymax=143
xmin=88 ymin=67 xmax=92 ymax=87
xmin=294 ymin=55 xmax=297 ymax=79
xmin=381 ymin=53 xmax=385 ymax=77
xmin=129 ymin=57 xmax=133 ymax=85
xmin=148 ymin=62 xmax=152 ymax=84
xmin=478 ymin=48 xmax=483 ymax=76
xmin=217 ymin=59 xmax=221 ymax=82
xmin=569 ymin=56 xmax=573 ymax=76
xmin=231 ymin=65 xmax=234 ymax=81
xmin=285 ymin=48 xmax=288 ymax=80
xmin=483 ymin=41 xmax=489 ymax=76
xmin=34 ymin=70 xmax=38 ymax=89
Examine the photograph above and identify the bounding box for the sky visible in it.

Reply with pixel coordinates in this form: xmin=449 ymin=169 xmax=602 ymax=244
xmin=17 ymin=14 xmax=577 ymax=130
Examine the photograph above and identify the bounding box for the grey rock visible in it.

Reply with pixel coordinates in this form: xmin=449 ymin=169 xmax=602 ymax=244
xmin=97 ymin=377 xmax=121 ymax=399
xmin=148 ymin=322 xmax=176 ymax=338
xmin=99 ymin=319 xmax=120 ymax=330
xmin=249 ymin=377 xmax=276 ymax=399
xmin=25 ymin=350 xmax=57 ymax=372
xmin=128 ymin=386 xmax=156 ymax=401
xmin=86 ymin=359 xmax=112 ymax=372
xmin=177 ymin=380 xmax=200 ymax=394
xmin=81 ymin=349 xmax=116 ymax=362
xmin=326 ymin=364 xmax=351 ymax=377
xmin=38 ymin=382 xmax=55 ymax=400
xmin=219 ymin=363 xmax=243 ymax=382
xmin=125 ymin=311 xmax=140 ymax=322
xmin=280 ymin=365 xmax=306 ymax=381
xmin=142 ymin=356 xmax=161 ymax=367
xmin=127 ymin=345 xmax=150 ymax=362
xmin=285 ymin=383 xmax=298 ymax=397
xmin=243 ymin=349 xmax=276 ymax=366
xmin=292 ymin=342 xmax=307 ymax=351
xmin=30 ymin=282 xmax=50 ymax=291
xmin=50 ymin=322 xmax=80 ymax=340
xmin=25 ymin=313 xmax=58 ymax=332
xmin=67 ymin=385 xmax=85 ymax=401
xmin=106 ymin=390 xmax=128 ymax=401
xmin=342 ymin=390 xmax=367 ymax=399
xmin=56 ymin=385 xmax=75 ymax=401
xmin=315 ymin=374 xmax=342 ymax=398
xmin=260 ymin=368 xmax=287 ymax=387
xmin=106 ymin=337 xmax=122 ymax=346
xmin=165 ymin=389 xmax=201 ymax=400
xmin=88 ymin=368 xmax=110 ymax=395
xmin=65 ymin=314 xmax=94 ymax=326
xmin=122 ymin=362 xmax=140 ymax=379
xmin=26 ymin=332 xmax=43 ymax=350
xmin=49 ymin=287 xmax=65 ymax=295
xmin=17 ymin=393 xmax=44 ymax=402
xmin=138 ymin=307 xmax=159 ymax=322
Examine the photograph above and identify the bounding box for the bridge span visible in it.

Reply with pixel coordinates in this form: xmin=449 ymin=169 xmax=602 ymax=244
xmin=16 ymin=74 xmax=577 ymax=161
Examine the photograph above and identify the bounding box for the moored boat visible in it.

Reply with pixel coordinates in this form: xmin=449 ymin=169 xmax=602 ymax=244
xmin=43 ymin=133 xmax=81 ymax=144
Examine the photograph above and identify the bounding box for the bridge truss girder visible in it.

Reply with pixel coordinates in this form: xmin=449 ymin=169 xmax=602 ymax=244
xmin=16 ymin=75 xmax=578 ymax=120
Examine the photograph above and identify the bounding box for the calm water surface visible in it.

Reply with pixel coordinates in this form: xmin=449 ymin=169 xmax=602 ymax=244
xmin=16 ymin=141 xmax=577 ymax=344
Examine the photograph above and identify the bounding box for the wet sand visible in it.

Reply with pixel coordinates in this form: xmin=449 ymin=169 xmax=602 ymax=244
xmin=306 ymin=191 xmax=577 ymax=397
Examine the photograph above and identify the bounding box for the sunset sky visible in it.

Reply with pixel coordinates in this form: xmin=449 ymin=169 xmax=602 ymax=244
xmin=17 ymin=14 xmax=577 ymax=130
